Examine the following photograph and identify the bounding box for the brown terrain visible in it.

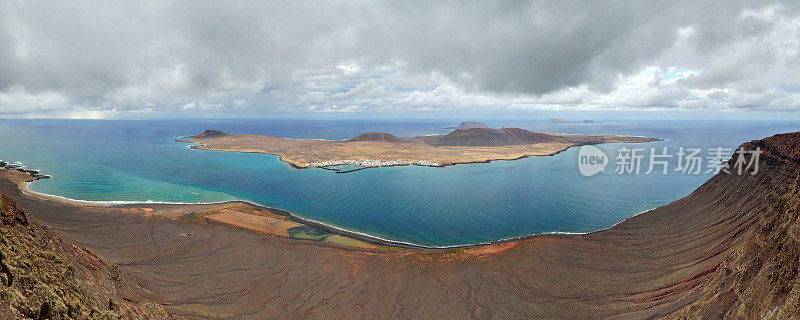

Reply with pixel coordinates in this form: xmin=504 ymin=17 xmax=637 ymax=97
xmin=177 ymin=127 xmax=658 ymax=168
xmin=2 ymin=132 xmax=800 ymax=318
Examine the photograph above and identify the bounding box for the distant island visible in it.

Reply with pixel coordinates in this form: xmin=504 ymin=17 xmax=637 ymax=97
xmin=547 ymin=118 xmax=602 ymax=123
xmin=178 ymin=127 xmax=657 ymax=171
xmin=445 ymin=121 xmax=490 ymax=129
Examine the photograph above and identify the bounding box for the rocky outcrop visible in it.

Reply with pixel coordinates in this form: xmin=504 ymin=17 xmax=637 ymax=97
xmin=0 ymin=162 xmax=51 ymax=181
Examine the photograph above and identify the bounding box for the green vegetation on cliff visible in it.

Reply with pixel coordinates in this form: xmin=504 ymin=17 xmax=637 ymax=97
xmin=0 ymin=193 xmax=117 ymax=319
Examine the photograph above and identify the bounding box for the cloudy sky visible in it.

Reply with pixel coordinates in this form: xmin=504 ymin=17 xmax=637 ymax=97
xmin=2 ymin=0 xmax=800 ymax=119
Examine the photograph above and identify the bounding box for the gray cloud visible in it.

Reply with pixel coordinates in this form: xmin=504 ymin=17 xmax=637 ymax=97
xmin=1 ymin=0 xmax=800 ymax=117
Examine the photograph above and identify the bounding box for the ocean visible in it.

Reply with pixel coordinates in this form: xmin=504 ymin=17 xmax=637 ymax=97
xmin=0 ymin=118 xmax=796 ymax=247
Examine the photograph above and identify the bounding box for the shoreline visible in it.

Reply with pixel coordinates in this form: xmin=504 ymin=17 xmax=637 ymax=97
xmin=14 ymin=168 xmax=661 ymax=250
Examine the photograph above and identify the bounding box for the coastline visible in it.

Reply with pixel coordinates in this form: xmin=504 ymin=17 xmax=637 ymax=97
xmin=7 ymin=133 xmax=664 ymax=250
xmin=3 ymin=129 xmax=663 ymax=250
xmin=16 ymin=173 xmax=547 ymax=249
xmin=13 ymin=167 xmax=664 ymax=250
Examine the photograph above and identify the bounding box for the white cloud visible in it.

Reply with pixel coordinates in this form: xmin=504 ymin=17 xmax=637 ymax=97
xmin=1 ymin=1 xmax=800 ymax=118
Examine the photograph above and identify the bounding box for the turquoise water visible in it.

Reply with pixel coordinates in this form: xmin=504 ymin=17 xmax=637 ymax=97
xmin=0 ymin=119 xmax=796 ymax=246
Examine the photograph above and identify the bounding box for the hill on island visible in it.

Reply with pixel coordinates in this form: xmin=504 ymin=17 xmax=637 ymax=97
xmin=193 ymin=130 xmax=227 ymax=139
xmin=347 ymin=132 xmax=402 ymax=143
xmin=423 ymin=127 xmax=560 ymax=146
xmin=445 ymin=121 xmax=489 ymax=129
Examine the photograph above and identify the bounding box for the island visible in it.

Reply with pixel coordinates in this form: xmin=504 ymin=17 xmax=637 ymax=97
xmin=177 ymin=127 xmax=658 ymax=171
xmin=444 ymin=121 xmax=490 ymax=129
xmin=547 ymin=118 xmax=603 ymax=123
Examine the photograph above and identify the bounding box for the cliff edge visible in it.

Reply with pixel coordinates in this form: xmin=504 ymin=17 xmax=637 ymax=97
xmin=671 ymin=132 xmax=800 ymax=319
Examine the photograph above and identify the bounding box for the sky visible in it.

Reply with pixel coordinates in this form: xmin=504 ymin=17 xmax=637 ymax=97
xmin=2 ymin=1 xmax=800 ymax=120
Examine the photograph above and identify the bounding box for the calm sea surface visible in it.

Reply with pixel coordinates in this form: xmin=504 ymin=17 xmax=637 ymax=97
xmin=0 ymin=119 xmax=796 ymax=246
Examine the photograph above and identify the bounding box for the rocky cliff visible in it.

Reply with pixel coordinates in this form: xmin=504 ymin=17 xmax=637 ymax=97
xmin=671 ymin=132 xmax=800 ymax=319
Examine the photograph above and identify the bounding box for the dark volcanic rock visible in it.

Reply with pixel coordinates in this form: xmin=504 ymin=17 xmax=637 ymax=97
xmin=347 ymin=132 xmax=402 ymax=143
xmin=193 ymin=130 xmax=227 ymax=139
xmin=0 ymin=162 xmax=51 ymax=180
xmin=425 ymin=127 xmax=560 ymax=146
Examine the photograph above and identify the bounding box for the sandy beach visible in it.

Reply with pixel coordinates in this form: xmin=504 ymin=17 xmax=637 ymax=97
xmin=6 ymin=167 xmax=384 ymax=249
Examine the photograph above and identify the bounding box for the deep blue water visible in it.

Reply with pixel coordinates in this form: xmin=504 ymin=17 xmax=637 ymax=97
xmin=0 ymin=119 xmax=796 ymax=247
